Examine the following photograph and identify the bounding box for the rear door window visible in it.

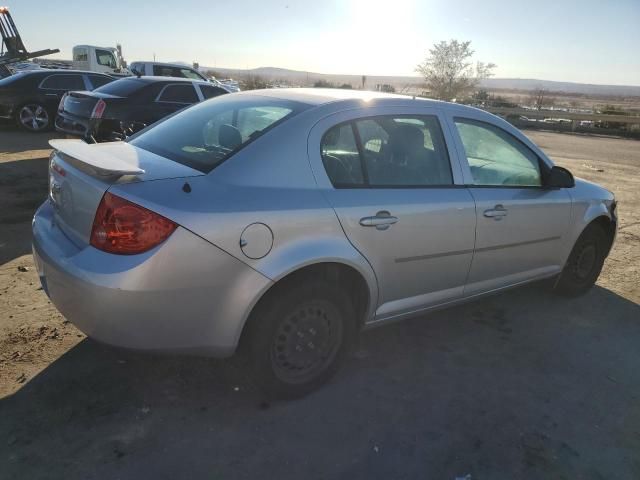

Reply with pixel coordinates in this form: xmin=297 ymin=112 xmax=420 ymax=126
xmin=321 ymin=123 xmax=365 ymax=186
xmin=157 ymin=84 xmax=199 ymax=103
xmin=40 ymin=74 xmax=85 ymax=90
xmin=88 ymin=74 xmax=113 ymax=89
xmin=321 ymin=115 xmax=453 ymax=188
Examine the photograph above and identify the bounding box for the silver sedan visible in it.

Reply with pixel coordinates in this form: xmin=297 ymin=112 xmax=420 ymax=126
xmin=32 ymin=89 xmax=617 ymax=397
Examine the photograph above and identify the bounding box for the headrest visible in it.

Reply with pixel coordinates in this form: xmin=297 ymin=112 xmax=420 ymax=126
xmin=389 ymin=124 xmax=425 ymax=155
xmin=219 ymin=124 xmax=242 ymax=150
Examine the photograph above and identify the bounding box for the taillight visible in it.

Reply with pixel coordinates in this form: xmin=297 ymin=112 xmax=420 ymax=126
xmin=90 ymin=99 xmax=107 ymax=119
xmin=58 ymin=93 xmax=67 ymax=112
xmin=90 ymin=192 xmax=177 ymax=255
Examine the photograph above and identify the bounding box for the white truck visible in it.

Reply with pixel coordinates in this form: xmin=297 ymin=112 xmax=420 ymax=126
xmin=72 ymin=45 xmax=129 ymax=76
xmin=71 ymin=46 xmax=240 ymax=92
xmin=129 ymin=61 xmax=240 ymax=92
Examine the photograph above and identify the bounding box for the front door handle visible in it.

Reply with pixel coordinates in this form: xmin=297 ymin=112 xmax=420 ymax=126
xmin=360 ymin=211 xmax=398 ymax=230
xmin=483 ymin=205 xmax=508 ymax=220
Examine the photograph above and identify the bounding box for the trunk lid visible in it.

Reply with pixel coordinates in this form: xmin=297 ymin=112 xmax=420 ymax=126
xmin=48 ymin=139 xmax=203 ymax=247
xmin=61 ymin=91 xmax=122 ymax=118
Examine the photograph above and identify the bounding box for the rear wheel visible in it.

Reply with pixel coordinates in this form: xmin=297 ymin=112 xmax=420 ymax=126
xmin=554 ymin=223 xmax=608 ymax=296
xmin=245 ymin=279 xmax=355 ymax=399
xmin=16 ymin=103 xmax=52 ymax=132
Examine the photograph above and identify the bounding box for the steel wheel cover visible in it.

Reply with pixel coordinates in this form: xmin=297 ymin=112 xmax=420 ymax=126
xmin=574 ymin=243 xmax=597 ymax=280
xmin=270 ymin=300 xmax=343 ymax=384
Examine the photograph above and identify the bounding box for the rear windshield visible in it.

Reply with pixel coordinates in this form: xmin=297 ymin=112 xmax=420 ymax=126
xmin=129 ymin=95 xmax=309 ymax=173
xmin=94 ymin=78 xmax=146 ymax=96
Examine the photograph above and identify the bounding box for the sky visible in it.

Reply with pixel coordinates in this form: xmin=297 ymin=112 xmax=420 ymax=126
xmin=7 ymin=0 xmax=640 ymax=85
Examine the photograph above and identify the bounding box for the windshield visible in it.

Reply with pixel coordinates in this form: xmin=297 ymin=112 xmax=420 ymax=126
xmin=129 ymin=95 xmax=309 ymax=173
xmin=95 ymin=49 xmax=117 ymax=68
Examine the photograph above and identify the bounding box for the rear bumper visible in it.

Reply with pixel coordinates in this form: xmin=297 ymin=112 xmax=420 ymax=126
xmin=32 ymin=201 xmax=272 ymax=357
xmin=55 ymin=113 xmax=91 ymax=137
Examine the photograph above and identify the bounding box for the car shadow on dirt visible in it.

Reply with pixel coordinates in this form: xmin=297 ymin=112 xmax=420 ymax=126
xmin=1 ymin=284 xmax=639 ymax=479
xmin=0 ymin=123 xmax=60 ymax=154
xmin=0 ymin=157 xmax=49 ymax=265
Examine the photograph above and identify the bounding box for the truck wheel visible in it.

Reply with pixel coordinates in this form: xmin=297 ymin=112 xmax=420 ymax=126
xmin=16 ymin=103 xmax=52 ymax=132
xmin=245 ymin=279 xmax=355 ymax=399
xmin=554 ymin=223 xmax=608 ymax=297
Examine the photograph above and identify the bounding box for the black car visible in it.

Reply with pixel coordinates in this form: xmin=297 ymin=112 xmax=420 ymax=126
xmin=0 ymin=70 xmax=114 ymax=132
xmin=55 ymin=76 xmax=228 ymax=142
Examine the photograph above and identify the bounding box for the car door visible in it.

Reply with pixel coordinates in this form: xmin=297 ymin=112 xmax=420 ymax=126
xmin=308 ymin=107 xmax=476 ymax=322
xmin=154 ymin=83 xmax=200 ymax=120
xmin=448 ymin=115 xmax=572 ymax=295
xmin=38 ymin=73 xmax=86 ymax=110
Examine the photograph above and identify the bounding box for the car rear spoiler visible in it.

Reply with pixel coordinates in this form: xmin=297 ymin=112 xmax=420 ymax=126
xmin=49 ymin=139 xmax=145 ymax=176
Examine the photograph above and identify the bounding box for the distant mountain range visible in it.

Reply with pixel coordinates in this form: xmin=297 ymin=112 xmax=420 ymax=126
xmin=205 ymin=66 xmax=640 ymax=97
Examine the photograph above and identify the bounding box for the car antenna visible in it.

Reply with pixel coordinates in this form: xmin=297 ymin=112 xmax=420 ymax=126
xmin=182 ymin=182 xmax=192 ymax=193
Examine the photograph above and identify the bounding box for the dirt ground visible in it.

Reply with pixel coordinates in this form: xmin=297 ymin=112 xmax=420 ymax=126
xmin=1 ymin=125 xmax=639 ymax=479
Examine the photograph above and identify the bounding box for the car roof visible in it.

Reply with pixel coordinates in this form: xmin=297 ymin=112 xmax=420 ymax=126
xmin=16 ymin=69 xmax=111 ymax=76
xmin=125 ymin=75 xmax=210 ymax=85
xmin=237 ymin=87 xmax=462 ymax=109
xmin=131 ymin=61 xmax=197 ymax=69
xmin=235 ymin=88 xmax=491 ymax=118
xmin=237 ymin=88 xmax=409 ymax=105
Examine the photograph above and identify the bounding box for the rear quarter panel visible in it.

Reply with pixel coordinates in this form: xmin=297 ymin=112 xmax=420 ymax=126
xmin=110 ymin=112 xmax=379 ymax=321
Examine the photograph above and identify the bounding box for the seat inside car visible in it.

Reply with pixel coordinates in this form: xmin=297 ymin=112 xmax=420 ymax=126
xmin=371 ymin=124 xmax=426 ymax=184
xmin=219 ymin=124 xmax=243 ymax=150
xmin=373 ymin=123 xmax=450 ymax=186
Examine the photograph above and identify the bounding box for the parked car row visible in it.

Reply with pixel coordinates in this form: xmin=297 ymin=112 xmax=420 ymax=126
xmin=0 ymin=70 xmax=113 ymax=132
xmin=0 ymin=69 xmax=229 ymax=140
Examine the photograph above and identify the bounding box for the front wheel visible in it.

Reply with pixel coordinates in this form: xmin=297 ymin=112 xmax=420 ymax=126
xmin=16 ymin=103 xmax=52 ymax=132
xmin=245 ymin=279 xmax=355 ymax=399
xmin=554 ymin=223 xmax=608 ymax=296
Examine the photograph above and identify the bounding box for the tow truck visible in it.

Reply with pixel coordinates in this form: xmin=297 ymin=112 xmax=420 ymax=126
xmin=0 ymin=6 xmax=59 ymax=77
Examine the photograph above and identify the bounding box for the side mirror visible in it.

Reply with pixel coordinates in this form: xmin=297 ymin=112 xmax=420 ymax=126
xmin=547 ymin=166 xmax=575 ymax=188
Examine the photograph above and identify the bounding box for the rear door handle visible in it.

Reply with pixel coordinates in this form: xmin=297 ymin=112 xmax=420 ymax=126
xmin=483 ymin=205 xmax=508 ymax=220
xmin=360 ymin=211 xmax=398 ymax=230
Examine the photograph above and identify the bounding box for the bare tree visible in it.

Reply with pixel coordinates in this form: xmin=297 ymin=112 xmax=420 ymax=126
xmin=416 ymin=40 xmax=496 ymax=101
xmin=528 ymin=88 xmax=556 ymax=110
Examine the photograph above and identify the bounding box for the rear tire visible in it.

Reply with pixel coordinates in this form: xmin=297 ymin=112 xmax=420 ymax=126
xmin=244 ymin=279 xmax=355 ymax=399
xmin=15 ymin=103 xmax=52 ymax=132
xmin=554 ymin=223 xmax=608 ymax=296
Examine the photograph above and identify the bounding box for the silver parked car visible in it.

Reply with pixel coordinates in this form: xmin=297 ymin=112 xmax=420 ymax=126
xmin=33 ymin=89 xmax=617 ymax=397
